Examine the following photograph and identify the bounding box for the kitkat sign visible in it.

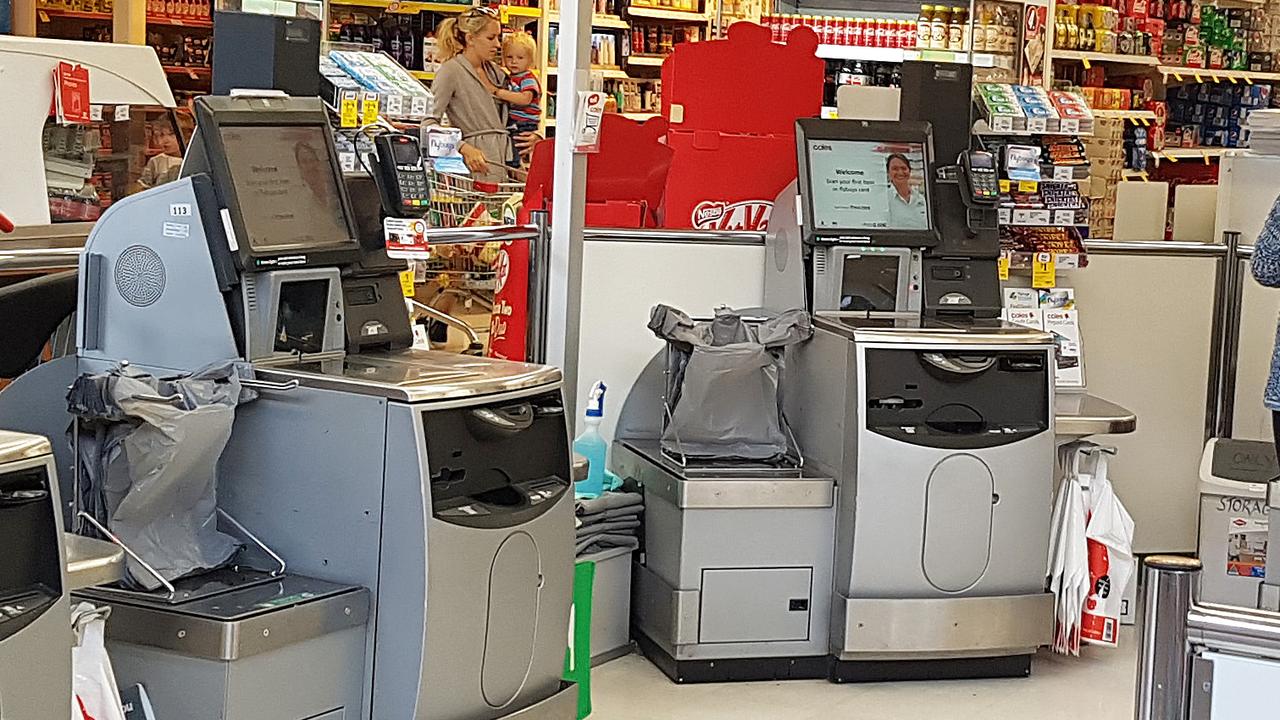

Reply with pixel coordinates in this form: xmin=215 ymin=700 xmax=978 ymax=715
xmin=691 ymin=200 xmax=774 ymax=231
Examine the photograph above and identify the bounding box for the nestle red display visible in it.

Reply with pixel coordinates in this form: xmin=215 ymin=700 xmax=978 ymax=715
xmin=521 ymin=113 xmax=673 ymax=228
xmin=659 ymin=22 xmax=823 ymax=231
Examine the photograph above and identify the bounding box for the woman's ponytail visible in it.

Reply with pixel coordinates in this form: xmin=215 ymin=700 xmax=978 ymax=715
xmin=437 ymin=17 xmax=464 ymax=60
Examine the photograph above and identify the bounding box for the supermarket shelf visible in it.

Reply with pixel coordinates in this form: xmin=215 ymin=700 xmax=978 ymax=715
xmin=162 ymin=65 xmax=212 ymax=79
xmin=1090 ymin=109 xmax=1158 ymax=121
xmin=37 ymin=7 xmax=110 ymax=20
xmin=1052 ymin=49 xmax=1160 ymax=66
xmin=147 ymin=13 xmax=213 ymax=27
xmin=626 ymin=6 xmax=708 ymax=22
xmin=815 ymin=44 xmax=905 ymax=63
xmin=328 ymin=0 xmax=471 ymax=13
xmin=545 ymin=65 xmax=629 ymax=79
xmin=410 ymin=70 xmax=436 ymax=80
xmin=502 ymin=5 xmax=540 ymax=19
xmin=1156 ymin=146 xmax=1238 ymax=161
xmin=1157 ymin=65 xmax=1280 ymax=83
xmin=626 ymin=54 xmax=666 ymax=67
xmin=546 ymin=12 xmax=630 ymax=28
xmin=903 ymin=48 xmax=969 ymax=64
xmin=973 ymin=118 xmax=1093 ymax=137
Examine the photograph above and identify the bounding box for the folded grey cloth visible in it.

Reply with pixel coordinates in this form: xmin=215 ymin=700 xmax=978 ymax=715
xmin=595 ymin=505 xmax=643 ymax=521
xmin=576 ymin=533 xmax=641 ymax=556
xmin=576 ymin=491 xmax=643 ymax=517
xmin=575 ymin=518 xmax=641 ymax=537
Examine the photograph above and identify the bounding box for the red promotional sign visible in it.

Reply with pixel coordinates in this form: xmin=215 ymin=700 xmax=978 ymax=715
xmin=486 ymin=239 xmax=529 ymax=361
xmin=52 ymin=62 xmax=91 ymax=125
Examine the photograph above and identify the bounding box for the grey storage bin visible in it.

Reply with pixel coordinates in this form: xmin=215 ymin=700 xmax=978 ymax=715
xmin=581 ymin=545 xmax=635 ymax=664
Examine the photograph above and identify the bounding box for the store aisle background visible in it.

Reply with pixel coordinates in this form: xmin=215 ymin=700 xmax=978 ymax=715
xmin=591 ymin=629 xmax=1137 ymax=719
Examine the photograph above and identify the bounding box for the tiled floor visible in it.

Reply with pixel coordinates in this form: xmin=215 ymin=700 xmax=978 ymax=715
xmin=592 ymin=630 xmax=1138 ymax=720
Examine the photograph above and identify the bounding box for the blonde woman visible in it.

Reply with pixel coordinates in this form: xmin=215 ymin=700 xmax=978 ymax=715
xmin=424 ymin=7 xmax=538 ymax=182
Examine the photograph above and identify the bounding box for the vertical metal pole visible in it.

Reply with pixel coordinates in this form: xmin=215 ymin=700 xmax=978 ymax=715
xmin=525 ymin=210 xmax=551 ymax=364
xmin=1135 ymin=555 xmax=1202 ymax=720
xmin=546 ymin=0 xmax=591 ymax=415
xmin=1217 ymin=231 xmax=1244 ymax=439
xmin=1205 ymin=241 xmax=1229 ymax=443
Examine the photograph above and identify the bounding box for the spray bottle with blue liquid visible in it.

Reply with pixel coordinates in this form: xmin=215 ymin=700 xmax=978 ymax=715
xmin=572 ymin=381 xmax=608 ymax=498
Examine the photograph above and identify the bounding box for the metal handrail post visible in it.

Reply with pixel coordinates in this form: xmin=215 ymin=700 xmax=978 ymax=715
xmin=526 ymin=210 xmax=551 ymax=364
xmin=1217 ymin=231 xmax=1244 ymax=439
xmin=1135 ymin=556 xmax=1202 ymax=720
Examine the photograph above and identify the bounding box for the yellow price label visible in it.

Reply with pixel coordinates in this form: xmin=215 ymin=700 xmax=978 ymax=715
xmin=339 ymin=90 xmax=359 ymax=129
xmin=361 ymin=92 xmax=380 ymax=125
xmin=399 ymin=269 xmax=416 ymax=297
xmin=1172 ymin=72 xmax=1184 ymax=82
xmin=1032 ymin=252 xmax=1055 ymax=289
xmin=1163 ymin=151 xmax=1179 ymax=163
xmin=1203 ymin=151 xmax=1212 ymax=165
xmin=999 ymin=179 xmax=1012 ymax=194
xmin=1018 ymin=180 xmax=1038 ymax=194
xmin=998 ymin=251 xmax=1011 ymax=281
xmin=1227 ymin=76 xmax=1237 ymax=85
xmin=1082 ymin=58 xmax=1092 ymax=70
xmin=1140 ymin=117 xmax=1151 ymax=126
xmin=1138 ymin=171 xmax=1150 ymax=181
xmin=1194 ymin=73 xmax=1204 ymax=83
xmin=1245 ymin=77 xmax=1254 ymax=86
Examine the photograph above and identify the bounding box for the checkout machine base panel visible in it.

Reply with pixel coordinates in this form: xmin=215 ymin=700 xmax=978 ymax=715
xmin=76 ymin=576 xmax=370 ymax=720
xmin=619 ymin=441 xmax=837 ymax=683
xmin=828 ymin=591 xmax=1053 ymax=681
xmin=829 ymin=653 xmax=1032 ymax=683
xmin=633 ymin=625 xmax=829 ymax=684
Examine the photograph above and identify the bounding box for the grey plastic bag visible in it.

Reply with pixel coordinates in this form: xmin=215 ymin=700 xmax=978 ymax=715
xmin=67 ymin=362 xmax=257 ymax=590
xmin=649 ymin=305 xmax=811 ymax=460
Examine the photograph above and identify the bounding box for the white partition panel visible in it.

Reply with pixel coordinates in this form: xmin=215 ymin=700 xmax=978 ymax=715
xmin=574 ymin=238 xmax=767 ymax=444
xmin=1070 ymin=254 xmax=1218 ymax=553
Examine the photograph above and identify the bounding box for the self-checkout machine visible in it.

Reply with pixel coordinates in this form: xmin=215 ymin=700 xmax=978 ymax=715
xmin=0 ymin=93 xmax=578 ymax=719
xmin=764 ymin=60 xmax=1058 ymax=681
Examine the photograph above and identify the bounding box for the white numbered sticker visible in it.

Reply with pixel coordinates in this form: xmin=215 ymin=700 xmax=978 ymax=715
xmin=991 ymin=115 xmax=1014 ymax=133
xmin=1027 ymin=117 xmax=1048 ymax=133
xmin=410 ymin=95 xmax=429 ymax=117
xmin=170 ymin=203 xmax=192 ymax=217
xmin=339 ymin=152 xmax=358 ymax=173
xmin=1053 ymin=209 xmax=1076 ymax=225
xmin=998 ymin=207 xmax=1012 ymax=224
xmin=1053 ymin=165 xmax=1075 ymax=181
xmin=1059 ymin=118 xmax=1080 ymax=134
xmin=114 ymin=105 xmax=131 ymax=121
xmin=89 ymin=105 xmax=104 ymax=121
xmin=1056 ymin=253 xmax=1081 ymax=270
xmin=386 ymin=94 xmax=405 ymax=116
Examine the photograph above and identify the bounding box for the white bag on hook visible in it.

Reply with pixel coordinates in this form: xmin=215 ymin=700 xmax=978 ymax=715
xmin=1080 ymin=452 xmax=1136 ymax=647
xmin=71 ymin=602 xmax=127 ymax=720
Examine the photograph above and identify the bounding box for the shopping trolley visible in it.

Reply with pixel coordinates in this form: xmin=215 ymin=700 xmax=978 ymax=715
xmin=427 ymin=162 xmax=526 ymax=229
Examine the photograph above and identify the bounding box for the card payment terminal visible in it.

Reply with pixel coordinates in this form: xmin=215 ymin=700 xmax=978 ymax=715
xmin=374 ymin=134 xmax=429 ymax=213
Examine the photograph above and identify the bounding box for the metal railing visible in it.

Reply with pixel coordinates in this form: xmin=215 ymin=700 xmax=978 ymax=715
xmin=1135 ymin=556 xmax=1280 ymax=719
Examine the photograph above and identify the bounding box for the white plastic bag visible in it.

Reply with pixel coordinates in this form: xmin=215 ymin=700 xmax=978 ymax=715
xmin=1047 ymin=441 xmax=1090 ymax=655
xmin=1080 ymin=453 xmax=1136 ymax=647
xmin=71 ymin=602 xmax=127 ymax=720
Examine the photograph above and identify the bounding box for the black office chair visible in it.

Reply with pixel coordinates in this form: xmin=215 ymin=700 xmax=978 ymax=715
xmin=0 ymin=271 xmax=78 ymax=378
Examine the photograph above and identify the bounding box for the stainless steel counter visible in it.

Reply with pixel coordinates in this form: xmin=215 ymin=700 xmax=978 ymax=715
xmin=0 ymin=223 xmax=90 ymax=274
xmin=64 ymin=533 xmax=125 ymax=590
xmin=1055 ymin=393 xmax=1137 ymax=438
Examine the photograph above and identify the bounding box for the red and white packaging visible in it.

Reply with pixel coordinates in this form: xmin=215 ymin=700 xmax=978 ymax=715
xmin=1080 ymin=453 xmax=1136 ymax=648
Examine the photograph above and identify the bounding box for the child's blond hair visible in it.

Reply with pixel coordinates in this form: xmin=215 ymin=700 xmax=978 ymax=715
xmin=503 ymin=31 xmax=538 ymax=58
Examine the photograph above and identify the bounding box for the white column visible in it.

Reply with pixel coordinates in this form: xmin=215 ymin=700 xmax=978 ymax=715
xmin=545 ymin=0 xmax=591 ymax=413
